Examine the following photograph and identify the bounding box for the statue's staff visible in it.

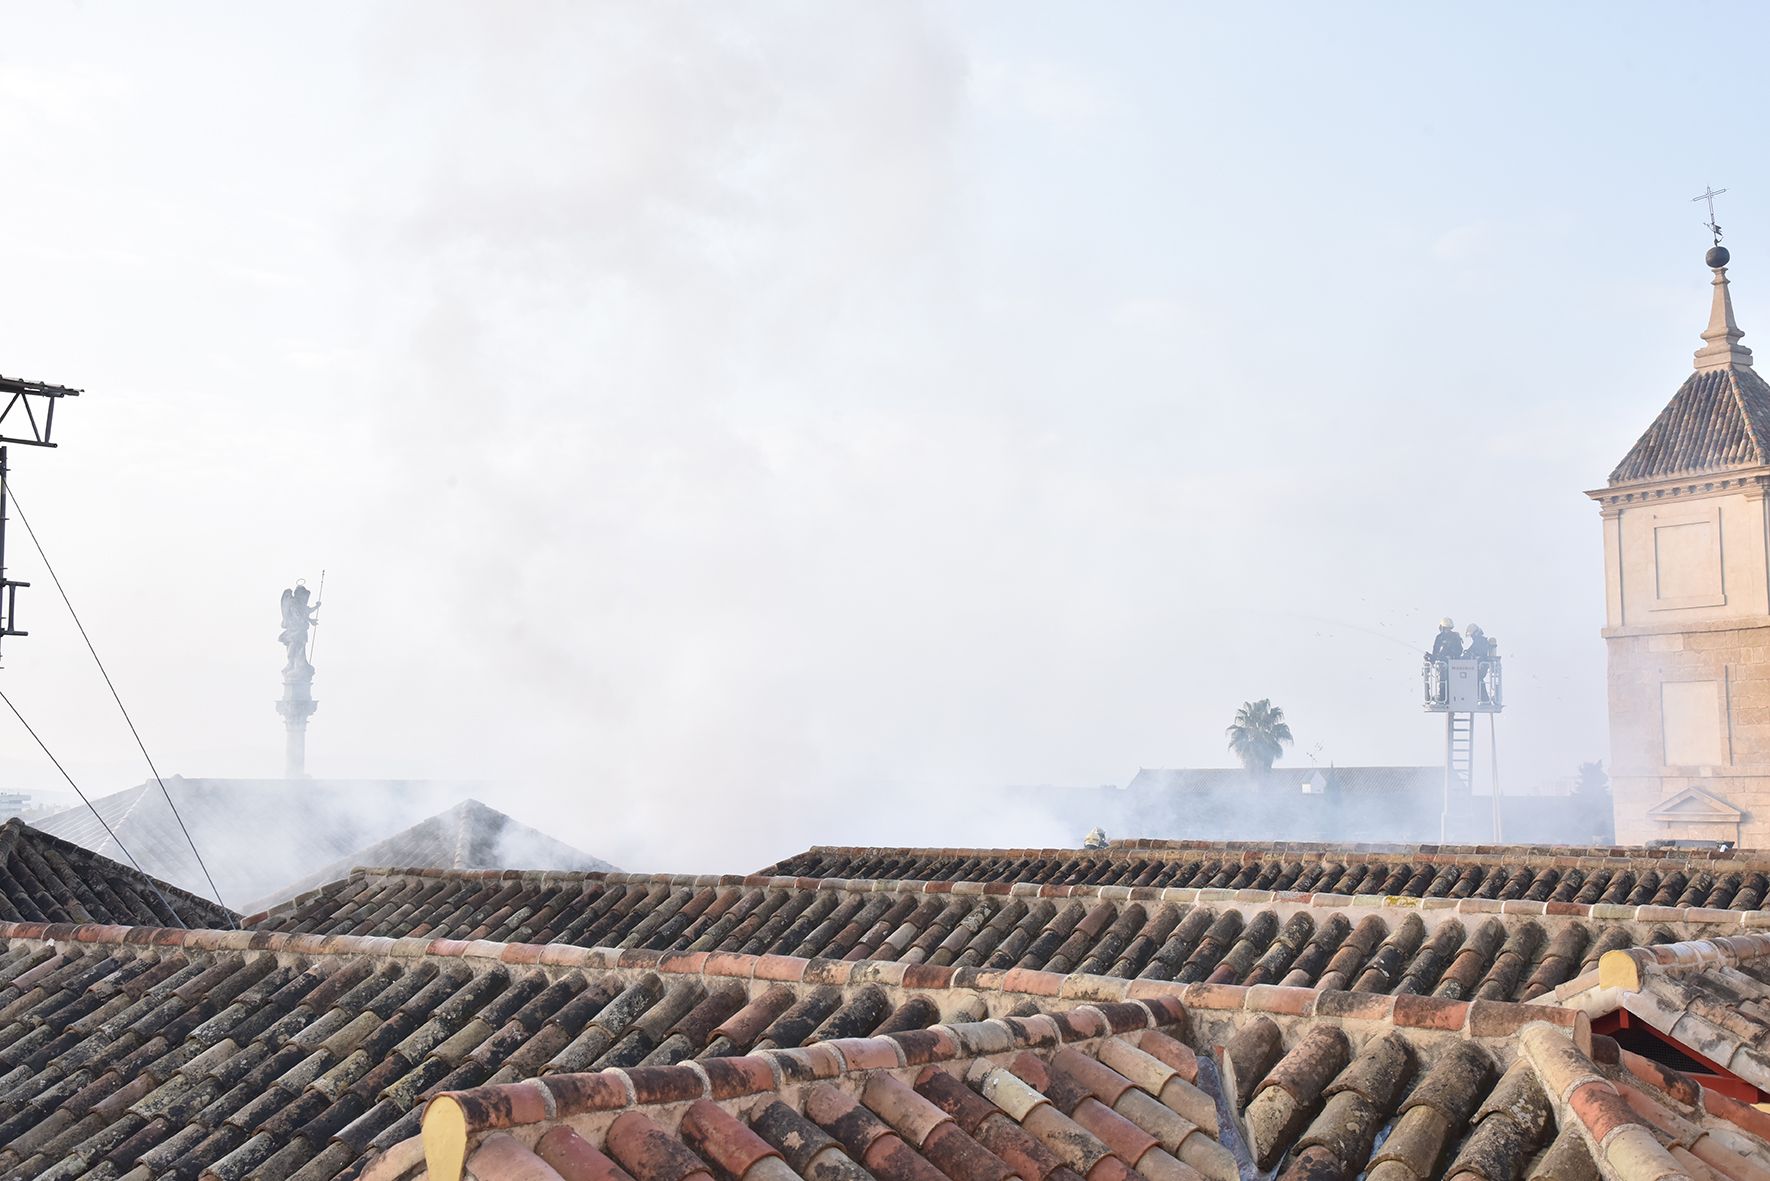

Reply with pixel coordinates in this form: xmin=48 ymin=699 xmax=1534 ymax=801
xmin=307 ymin=569 xmax=326 ymax=665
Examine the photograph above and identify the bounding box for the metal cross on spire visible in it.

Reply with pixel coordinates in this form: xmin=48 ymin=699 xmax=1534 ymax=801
xmin=1694 ymin=185 xmax=1729 ymax=245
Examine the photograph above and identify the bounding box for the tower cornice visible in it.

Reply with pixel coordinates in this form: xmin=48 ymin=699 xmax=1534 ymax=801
xmin=1587 ymin=467 xmax=1770 ymax=506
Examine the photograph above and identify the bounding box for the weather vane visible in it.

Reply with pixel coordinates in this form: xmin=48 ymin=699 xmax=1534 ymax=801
xmin=1694 ymin=184 xmax=1728 ymax=246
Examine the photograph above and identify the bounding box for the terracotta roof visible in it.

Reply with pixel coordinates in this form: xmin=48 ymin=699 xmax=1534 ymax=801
xmin=406 ymin=957 xmax=1770 ymax=1181
xmin=9 ymin=915 xmax=1770 ymax=1180
xmin=0 ymin=922 xmax=1250 ymax=1181
xmin=0 ymin=926 xmax=972 ymax=1180
xmin=0 ymin=818 xmax=231 ymax=928
xmin=31 ymin=777 xmax=480 ymax=908
xmin=1609 ymin=364 xmax=1770 ymax=484
xmin=1549 ymin=932 xmax=1770 ymax=1102
xmin=762 ymin=841 xmax=1770 ymax=905
xmin=245 ymin=800 xmax=615 ymax=914
xmin=246 ymin=868 xmax=1770 ymax=1004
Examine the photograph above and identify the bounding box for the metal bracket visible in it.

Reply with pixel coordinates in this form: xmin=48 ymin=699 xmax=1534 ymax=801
xmin=0 ymin=374 xmax=77 ymax=660
xmin=0 ymin=376 xmax=80 ymax=448
xmin=0 ymin=580 xmax=27 ymax=639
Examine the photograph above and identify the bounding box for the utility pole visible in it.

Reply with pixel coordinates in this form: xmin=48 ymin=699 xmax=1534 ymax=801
xmin=0 ymin=374 xmax=80 ymax=659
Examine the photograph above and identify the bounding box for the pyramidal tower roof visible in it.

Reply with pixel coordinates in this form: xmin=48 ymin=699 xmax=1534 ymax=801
xmin=1609 ymin=243 xmax=1770 ymax=484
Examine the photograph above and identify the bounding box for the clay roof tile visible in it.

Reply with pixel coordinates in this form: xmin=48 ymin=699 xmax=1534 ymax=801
xmin=606 ymin=1111 xmax=715 ymax=1181
xmin=535 ymin=1126 xmax=635 ymax=1181
xmin=678 ymin=1099 xmax=781 ymax=1181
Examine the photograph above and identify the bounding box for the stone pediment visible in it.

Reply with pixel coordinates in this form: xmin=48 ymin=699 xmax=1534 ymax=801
xmin=1645 ymin=785 xmax=1744 ymax=823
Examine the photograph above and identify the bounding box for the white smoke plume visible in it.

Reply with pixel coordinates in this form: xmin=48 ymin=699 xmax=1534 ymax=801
xmin=5 ymin=4 xmax=1716 ymax=872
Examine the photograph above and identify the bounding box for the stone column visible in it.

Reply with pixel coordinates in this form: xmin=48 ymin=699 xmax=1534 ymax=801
xmin=275 ymin=668 xmax=317 ymax=778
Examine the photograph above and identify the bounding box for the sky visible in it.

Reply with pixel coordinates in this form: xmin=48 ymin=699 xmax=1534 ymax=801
xmin=0 ymin=2 xmax=1757 ymax=873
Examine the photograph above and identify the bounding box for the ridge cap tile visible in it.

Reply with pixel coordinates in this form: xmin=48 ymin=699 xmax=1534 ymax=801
xmin=825 ymin=1035 xmax=908 ymax=1071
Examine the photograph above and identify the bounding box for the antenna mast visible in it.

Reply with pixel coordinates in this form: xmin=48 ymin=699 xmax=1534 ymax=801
xmin=0 ymin=374 xmax=80 ymax=660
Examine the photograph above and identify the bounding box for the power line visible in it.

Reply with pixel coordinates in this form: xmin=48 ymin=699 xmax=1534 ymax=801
xmin=3 ymin=480 xmax=235 ymax=922
xmin=0 ymin=685 xmax=188 ymax=927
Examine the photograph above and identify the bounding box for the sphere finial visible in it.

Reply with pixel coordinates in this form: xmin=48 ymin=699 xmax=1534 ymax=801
xmin=1709 ymin=245 xmax=1731 ymax=269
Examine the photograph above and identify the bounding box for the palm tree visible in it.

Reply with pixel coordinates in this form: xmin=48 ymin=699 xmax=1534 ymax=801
xmin=1226 ymin=699 xmax=1293 ymax=773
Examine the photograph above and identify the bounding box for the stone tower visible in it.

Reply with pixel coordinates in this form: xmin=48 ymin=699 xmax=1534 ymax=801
xmin=1590 ymin=243 xmax=1770 ymax=845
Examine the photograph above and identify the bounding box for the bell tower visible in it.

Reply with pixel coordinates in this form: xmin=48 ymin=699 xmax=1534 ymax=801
xmin=1590 ymin=235 xmax=1770 ymax=846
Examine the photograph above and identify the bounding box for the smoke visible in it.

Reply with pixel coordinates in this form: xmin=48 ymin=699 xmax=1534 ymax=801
xmin=487 ymin=806 xmax=618 ymax=878
xmin=4 ymin=4 xmax=1701 ymax=875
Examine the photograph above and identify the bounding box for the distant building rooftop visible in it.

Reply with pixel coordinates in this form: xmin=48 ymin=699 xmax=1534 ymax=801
xmin=245 ymin=798 xmax=615 ymax=912
xmin=1026 ymin=768 xmax=1611 ymax=846
xmin=1126 ymin=765 xmax=1444 ymax=794
xmin=32 ymin=776 xmax=491 ymax=906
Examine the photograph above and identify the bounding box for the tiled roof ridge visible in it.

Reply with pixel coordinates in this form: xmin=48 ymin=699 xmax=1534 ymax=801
xmin=417 ymin=996 xmax=1191 ymax=1181
xmin=240 ymin=799 xmax=615 ymax=917
xmin=1522 ymin=1023 xmax=1711 ymax=1181
xmin=1596 ymin=931 xmax=1770 ymax=991
xmin=0 ymin=817 xmax=237 ymax=919
xmin=0 ymin=917 xmax=1589 ymax=1044
xmin=241 ymin=865 xmax=621 ymax=923
xmin=1731 ymin=366 xmax=1770 ymax=460
xmin=1537 ymin=933 xmax=1770 ymax=1101
xmin=449 ymin=799 xmax=477 ymax=869
xmin=785 ymin=838 xmax=1770 ymax=863
xmin=417 ymin=998 xmax=1591 ymax=1181
xmin=246 ymin=864 xmax=1770 ymax=931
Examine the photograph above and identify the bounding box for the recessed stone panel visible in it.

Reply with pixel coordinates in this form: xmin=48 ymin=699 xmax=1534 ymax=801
xmin=1654 ymin=514 xmax=1725 ymax=608
xmin=1662 ymin=679 xmax=1725 ymax=767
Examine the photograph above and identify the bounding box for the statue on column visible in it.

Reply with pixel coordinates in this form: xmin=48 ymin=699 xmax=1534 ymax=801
xmin=279 ymin=581 xmax=320 ymax=677
xmin=276 ymin=579 xmax=321 ymax=778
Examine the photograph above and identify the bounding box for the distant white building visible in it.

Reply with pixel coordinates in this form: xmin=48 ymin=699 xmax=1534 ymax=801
xmin=1098 ymin=766 xmax=1609 ymax=844
xmin=31 ymin=776 xmax=613 ymax=909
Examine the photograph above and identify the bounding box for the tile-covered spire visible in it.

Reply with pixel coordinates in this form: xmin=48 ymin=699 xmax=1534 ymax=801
xmin=1607 ymin=242 xmax=1770 ymax=484
xmin=1695 ymin=244 xmax=1755 ymax=372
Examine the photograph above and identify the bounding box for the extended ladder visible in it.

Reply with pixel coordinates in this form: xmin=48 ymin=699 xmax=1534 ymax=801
xmin=1439 ymin=710 xmax=1476 ymax=843
xmin=1448 ymin=712 xmax=1474 ymax=790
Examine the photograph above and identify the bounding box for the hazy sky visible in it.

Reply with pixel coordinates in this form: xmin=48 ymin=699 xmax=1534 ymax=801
xmin=0 ymin=3 xmax=1758 ymax=871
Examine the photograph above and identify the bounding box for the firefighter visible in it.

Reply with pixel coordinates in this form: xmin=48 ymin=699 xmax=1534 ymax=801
xmin=1429 ymin=618 xmax=1463 ymax=662
xmin=1466 ymin=624 xmax=1495 ymax=704
xmin=1464 ymin=624 xmax=1492 ymax=660
xmin=1425 ymin=618 xmax=1462 ymax=704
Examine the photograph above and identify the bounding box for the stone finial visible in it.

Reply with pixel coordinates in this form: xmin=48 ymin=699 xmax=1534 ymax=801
xmin=1695 ymin=247 xmax=1755 ymax=372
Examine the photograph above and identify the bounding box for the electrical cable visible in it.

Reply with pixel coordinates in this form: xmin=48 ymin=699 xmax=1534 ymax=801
xmin=3 ymin=481 xmax=235 ymax=923
xmin=0 ymin=686 xmax=189 ymax=928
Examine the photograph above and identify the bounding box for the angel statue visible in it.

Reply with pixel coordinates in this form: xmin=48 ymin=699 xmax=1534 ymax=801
xmin=279 ymin=581 xmax=321 ymax=675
